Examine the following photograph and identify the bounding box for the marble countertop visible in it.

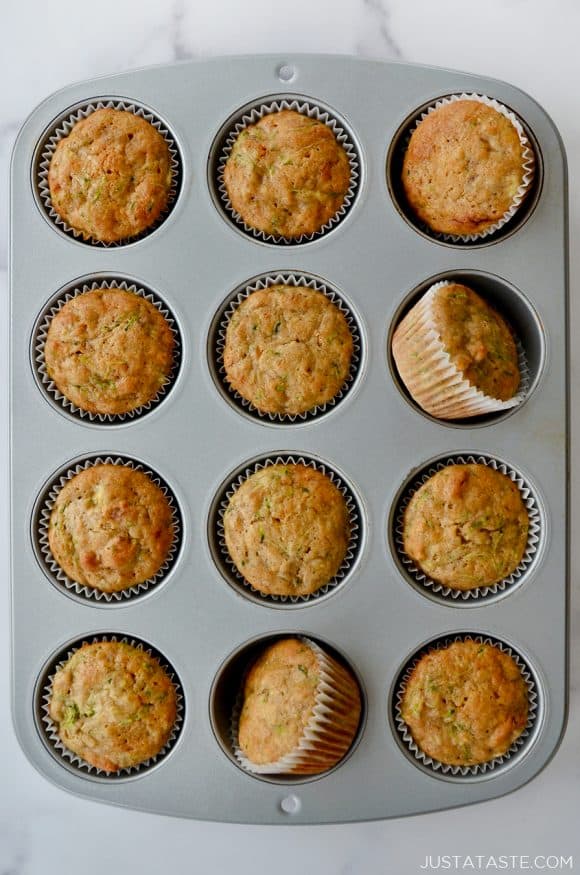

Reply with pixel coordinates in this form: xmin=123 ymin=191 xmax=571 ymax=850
xmin=2 ymin=1 xmax=578 ymax=872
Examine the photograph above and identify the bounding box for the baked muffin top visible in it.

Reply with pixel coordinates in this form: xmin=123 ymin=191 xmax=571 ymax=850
xmin=223 ymin=463 xmax=350 ymax=597
xmin=402 ymin=100 xmax=527 ymax=236
xmin=49 ymin=640 xmax=177 ymax=772
xmin=48 ymin=108 xmax=173 ymax=242
xmin=402 ymin=463 xmax=528 ymax=590
xmin=45 ymin=288 xmax=175 ymax=415
xmin=223 ymin=109 xmax=351 ymax=238
xmin=48 ymin=463 xmax=174 ymax=592
xmin=239 ymin=638 xmax=321 ymax=765
xmin=401 ymin=640 xmax=529 ymax=766
xmin=223 ymin=284 xmax=353 ymax=415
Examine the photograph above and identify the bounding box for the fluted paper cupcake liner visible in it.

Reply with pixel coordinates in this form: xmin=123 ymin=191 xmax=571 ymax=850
xmin=33 ymin=278 xmax=182 ymax=424
xmin=37 ymin=634 xmax=184 ymax=779
xmin=404 ymin=93 xmax=535 ymax=243
xmin=35 ymin=455 xmax=182 ymax=603
xmin=393 ymin=634 xmax=539 ymax=777
xmin=394 ymin=454 xmax=541 ymax=602
xmin=392 ymin=280 xmax=529 ymax=420
xmin=232 ymin=636 xmax=361 ymax=775
xmin=214 ymin=454 xmax=362 ymax=605
xmin=215 ymin=97 xmax=360 ymax=245
xmin=35 ymin=98 xmax=182 ymax=246
xmin=213 ymin=272 xmax=361 ymax=423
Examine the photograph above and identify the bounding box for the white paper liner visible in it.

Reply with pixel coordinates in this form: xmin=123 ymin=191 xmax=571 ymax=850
xmin=216 ymin=97 xmax=360 ymax=244
xmin=394 ymin=454 xmax=541 ymax=602
xmin=231 ymin=636 xmax=362 ymax=775
xmin=35 ymin=98 xmax=181 ymax=246
xmin=33 ymin=278 xmax=181 ymax=423
xmin=394 ymin=634 xmax=538 ymax=777
xmin=36 ymin=455 xmax=182 ymax=603
xmin=392 ymin=280 xmax=530 ymax=420
xmin=214 ymin=272 xmax=361 ymax=422
xmin=38 ymin=634 xmax=184 ymax=778
xmin=215 ymin=455 xmax=361 ymax=605
xmin=404 ymin=93 xmax=535 ymax=243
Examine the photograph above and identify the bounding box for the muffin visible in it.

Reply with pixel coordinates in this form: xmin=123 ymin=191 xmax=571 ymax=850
xmin=48 ymin=463 xmax=174 ymax=593
xmin=222 ymin=109 xmax=351 ymax=238
xmin=223 ymin=284 xmax=353 ymax=415
xmin=49 ymin=640 xmax=177 ymax=772
xmin=402 ymin=98 xmax=531 ymax=237
xmin=392 ymin=281 xmax=521 ymax=420
xmin=236 ymin=637 xmax=361 ymax=774
xmin=402 ymin=463 xmax=528 ymax=590
xmin=223 ymin=463 xmax=350 ymax=597
xmin=400 ymin=640 xmax=529 ymax=766
xmin=44 ymin=288 xmax=175 ymax=416
xmin=48 ymin=108 xmax=173 ymax=242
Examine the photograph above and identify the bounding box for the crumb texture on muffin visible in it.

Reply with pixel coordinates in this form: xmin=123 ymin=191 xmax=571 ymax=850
xmin=48 ymin=463 xmax=174 ymax=592
xmin=401 ymin=640 xmax=529 ymax=765
xmin=223 ymin=109 xmax=351 ymax=238
xmin=402 ymin=100 xmax=527 ymax=236
xmin=49 ymin=640 xmax=177 ymax=772
xmin=223 ymin=284 xmax=353 ymax=415
xmin=223 ymin=463 xmax=350 ymax=597
xmin=393 ymin=282 xmax=520 ymax=405
xmin=402 ymin=463 xmax=529 ymax=590
xmin=238 ymin=637 xmax=361 ymax=772
xmin=48 ymin=108 xmax=173 ymax=242
xmin=45 ymin=288 xmax=175 ymax=415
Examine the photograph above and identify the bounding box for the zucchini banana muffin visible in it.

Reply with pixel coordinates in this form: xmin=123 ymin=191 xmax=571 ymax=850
xmin=48 ymin=463 xmax=174 ymax=593
xmin=44 ymin=288 xmax=175 ymax=416
xmin=401 ymin=640 xmax=529 ymax=766
xmin=402 ymin=463 xmax=528 ymax=590
xmin=223 ymin=284 xmax=353 ymax=415
xmin=237 ymin=637 xmax=361 ymax=774
xmin=222 ymin=109 xmax=351 ymax=238
xmin=392 ymin=282 xmax=520 ymax=419
xmin=402 ymin=99 xmax=529 ymax=236
xmin=47 ymin=108 xmax=173 ymax=242
xmin=223 ymin=463 xmax=350 ymax=597
xmin=49 ymin=640 xmax=177 ymax=772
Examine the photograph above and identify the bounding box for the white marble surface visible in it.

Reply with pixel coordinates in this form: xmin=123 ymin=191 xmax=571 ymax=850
xmin=2 ymin=1 xmax=579 ymax=872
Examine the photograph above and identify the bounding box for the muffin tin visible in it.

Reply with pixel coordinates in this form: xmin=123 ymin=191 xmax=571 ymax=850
xmin=10 ymin=55 xmax=568 ymax=823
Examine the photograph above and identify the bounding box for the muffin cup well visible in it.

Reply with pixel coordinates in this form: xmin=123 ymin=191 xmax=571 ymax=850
xmin=211 ymin=454 xmax=363 ymax=607
xmin=36 ymin=633 xmax=184 ymax=780
xmin=211 ymin=272 xmax=362 ymax=424
xmin=213 ymin=96 xmax=361 ymax=245
xmin=392 ymin=280 xmax=530 ymax=420
xmin=34 ymin=98 xmax=182 ymax=246
xmin=399 ymin=93 xmax=536 ymax=244
xmin=393 ymin=454 xmax=541 ymax=603
xmin=34 ymin=455 xmax=182 ymax=604
xmin=32 ymin=277 xmax=182 ymax=424
xmin=393 ymin=634 xmax=539 ymax=778
xmin=231 ymin=636 xmax=361 ymax=775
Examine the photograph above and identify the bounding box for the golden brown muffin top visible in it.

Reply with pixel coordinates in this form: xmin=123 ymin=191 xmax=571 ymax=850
xmin=48 ymin=463 xmax=174 ymax=593
xmin=402 ymin=100 xmax=526 ymax=236
xmin=403 ymin=464 xmax=528 ymax=590
xmin=223 ymin=284 xmax=353 ymax=415
xmin=238 ymin=638 xmax=320 ymax=764
xmin=429 ymin=283 xmax=519 ymax=400
xmin=45 ymin=288 xmax=175 ymax=415
xmin=49 ymin=640 xmax=177 ymax=772
xmin=223 ymin=463 xmax=350 ymax=597
xmin=223 ymin=109 xmax=351 ymax=238
xmin=48 ymin=108 xmax=173 ymax=242
xmin=401 ymin=640 xmax=529 ymax=766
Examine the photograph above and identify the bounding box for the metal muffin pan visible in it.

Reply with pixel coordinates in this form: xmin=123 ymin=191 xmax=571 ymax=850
xmin=10 ymin=55 xmax=568 ymax=824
